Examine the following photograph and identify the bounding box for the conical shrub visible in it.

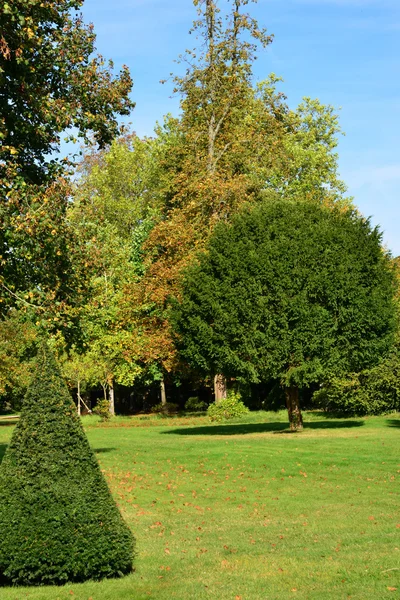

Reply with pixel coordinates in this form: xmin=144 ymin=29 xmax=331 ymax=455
xmin=0 ymin=344 xmax=135 ymax=585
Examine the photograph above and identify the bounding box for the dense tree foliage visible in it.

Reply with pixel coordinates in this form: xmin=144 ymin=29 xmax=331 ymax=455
xmin=0 ymin=0 xmax=133 ymax=184
xmin=0 ymin=0 xmax=133 ymax=319
xmin=0 ymin=310 xmax=37 ymax=409
xmin=0 ymin=344 xmax=134 ymax=585
xmin=172 ymin=200 xmax=396 ymax=429
xmin=1 ymin=0 xmax=397 ymax=417
xmin=121 ymin=1 xmax=349 ymax=394
xmin=66 ymin=135 xmax=166 ymax=397
xmin=314 ymin=256 xmax=400 ymax=415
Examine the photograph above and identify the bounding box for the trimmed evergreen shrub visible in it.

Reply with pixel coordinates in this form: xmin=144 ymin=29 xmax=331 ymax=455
xmin=207 ymin=391 xmax=249 ymax=422
xmin=0 ymin=344 xmax=135 ymax=586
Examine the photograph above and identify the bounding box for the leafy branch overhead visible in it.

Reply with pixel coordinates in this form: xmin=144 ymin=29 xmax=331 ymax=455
xmin=0 ymin=0 xmax=134 ymax=184
xmin=0 ymin=0 xmax=134 ymax=330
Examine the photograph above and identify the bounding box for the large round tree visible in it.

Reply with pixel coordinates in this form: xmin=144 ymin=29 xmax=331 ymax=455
xmin=172 ymin=200 xmax=396 ymax=430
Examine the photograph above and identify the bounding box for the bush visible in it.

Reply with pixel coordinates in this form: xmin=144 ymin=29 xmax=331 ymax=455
xmin=314 ymin=352 xmax=400 ymax=415
xmin=0 ymin=344 xmax=135 ymax=585
xmin=151 ymin=402 xmax=179 ymax=415
xmin=207 ymin=391 xmax=249 ymax=422
xmin=93 ymin=398 xmax=112 ymax=422
xmin=313 ymin=375 xmax=361 ymax=414
xmin=185 ymin=396 xmax=208 ymax=412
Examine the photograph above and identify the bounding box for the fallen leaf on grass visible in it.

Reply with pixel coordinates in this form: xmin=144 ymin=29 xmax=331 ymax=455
xmin=221 ymin=560 xmax=230 ymax=568
xmin=387 ymin=587 xmax=397 ymax=592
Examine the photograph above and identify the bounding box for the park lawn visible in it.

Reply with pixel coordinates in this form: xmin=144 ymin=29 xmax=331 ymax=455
xmin=0 ymin=411 xmax=399 ymax=600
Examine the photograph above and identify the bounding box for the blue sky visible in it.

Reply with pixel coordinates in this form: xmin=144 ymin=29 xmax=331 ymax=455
xmin=79 ymin=0 xmax=400 ymax=256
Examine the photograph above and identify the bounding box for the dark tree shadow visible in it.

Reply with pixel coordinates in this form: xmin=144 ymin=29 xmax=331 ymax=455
xmin=0 ymin=419 xmax=19 ymax=427
xmin=386 ymin=419 xmax=400 ymax=428
xmin=0 ymin=444 xmax=7 ymax=465
xmin=93 ymin=447 xmax=118 ymax=454
xmin=161 ymin=420 xmax=365 ymax=436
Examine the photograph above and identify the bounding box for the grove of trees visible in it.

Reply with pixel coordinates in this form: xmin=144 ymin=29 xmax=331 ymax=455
xmin=1 ymin=0 xmax=399 ymax=424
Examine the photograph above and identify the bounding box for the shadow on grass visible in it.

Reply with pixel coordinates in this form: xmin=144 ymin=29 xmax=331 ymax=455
xmin=161 ymin=420 xmax=365 ymax=436
xmin=0 ymin=444 xmax=7 ymax=465
xmin=0 ymin=420 xmax=19 ymax=427
xmin=94 ymin=447 xmax=118 ymax=454
xmin=386 ymin=419 xmax=400 ymax=428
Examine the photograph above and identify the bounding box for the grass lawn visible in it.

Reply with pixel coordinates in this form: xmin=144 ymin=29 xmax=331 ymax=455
xmin=0 ymin=410 xmax=399 ymax=600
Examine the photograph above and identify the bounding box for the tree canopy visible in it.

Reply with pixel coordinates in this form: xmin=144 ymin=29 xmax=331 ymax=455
xmin=0 ymin=0 xmax=133 ymax=328
xmin=0 ymin=0 xmax=133 ymax=184
xmin=120 ymin=0 xmax=349 ymax=388
xmin=172 ymin=200 xmax=396 ymax=429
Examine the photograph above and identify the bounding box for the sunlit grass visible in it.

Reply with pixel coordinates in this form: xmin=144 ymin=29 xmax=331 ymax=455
xmin=0 ymin=411 xmax=399 ymax=599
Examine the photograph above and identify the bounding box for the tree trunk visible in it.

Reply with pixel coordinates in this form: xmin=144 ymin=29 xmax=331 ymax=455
xmin=285 ymin=386 xmax=303 ymax=432
xmin=214 ymin=374 xmax=227 ymax=403
xmin=109 ymin=383 xmax=115 ymax=416
xmin=160 ymin=376 xmax=167 ymax=407
xmin=77 ymin=380 xmax=81 ymax=417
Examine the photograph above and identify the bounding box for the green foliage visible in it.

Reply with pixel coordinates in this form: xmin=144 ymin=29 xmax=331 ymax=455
xmin=64 ymin=134 xmax=168 ymax=391
xmin=0 ymin=0 xmax=133 ymax=320
xmin=0 ymin=0 xmax=133 ymax=184
xmin=261 ymin=88 xmax=348 ymax=204
xmin=151 ymin=402 xmax=179 ymax=415
xmin=73 ymin=135 xmax=162 ymax=242
xmin=173 ymin=200 xmax=396 ymax=391
xmin=0 ymin=310 xmax=37 ymax=408
xmin=207 ymin=391 xmax=249 ymax=422
xmin=93 ymin=399 xmax=112 ymax=422
xmin=185 ymin=397 xmax=208 ymax=412
xmin=0 ymin=178 xmax=89 ymax=328
xmin=0 ymin=344 xmax=134 ymax=585
xmin=314 ymin=350 xmax=400 ymax=415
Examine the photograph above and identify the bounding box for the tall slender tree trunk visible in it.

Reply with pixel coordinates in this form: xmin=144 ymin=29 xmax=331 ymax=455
xmin=285 ymin=386 xmax=303 ymax=432
xmin=214 ymin=374 xmax=227 ymax=403
xmin=109 ymin=383 xmax=115 ymax=416
xmin=77 ymin=379 xmax=81 ymax=417
xmin=160 ymin=376 xmax=167 ymax=407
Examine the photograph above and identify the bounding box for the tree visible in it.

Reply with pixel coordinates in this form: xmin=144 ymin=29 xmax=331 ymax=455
xmin=0 ymin=177 xmax=88 ymax=325
xmin=60 ymin=347 xmax=99 ymax=415
xmin=0 ymin=0 xmax=133 ymax=316
xmin=313 ymin=255 xmax=400 ymax=415
xmin=66 ymin=135 xmax=164 ymax=402
xmin=128 ymin=1 xmax=349 ymax=399
xmin=172 ymin=200 xmax=396 ymax=430
xmin=0 ymin=344 xmax=134 ymax=585
xmin=0 ymin=0 xmax=133 ymax=185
